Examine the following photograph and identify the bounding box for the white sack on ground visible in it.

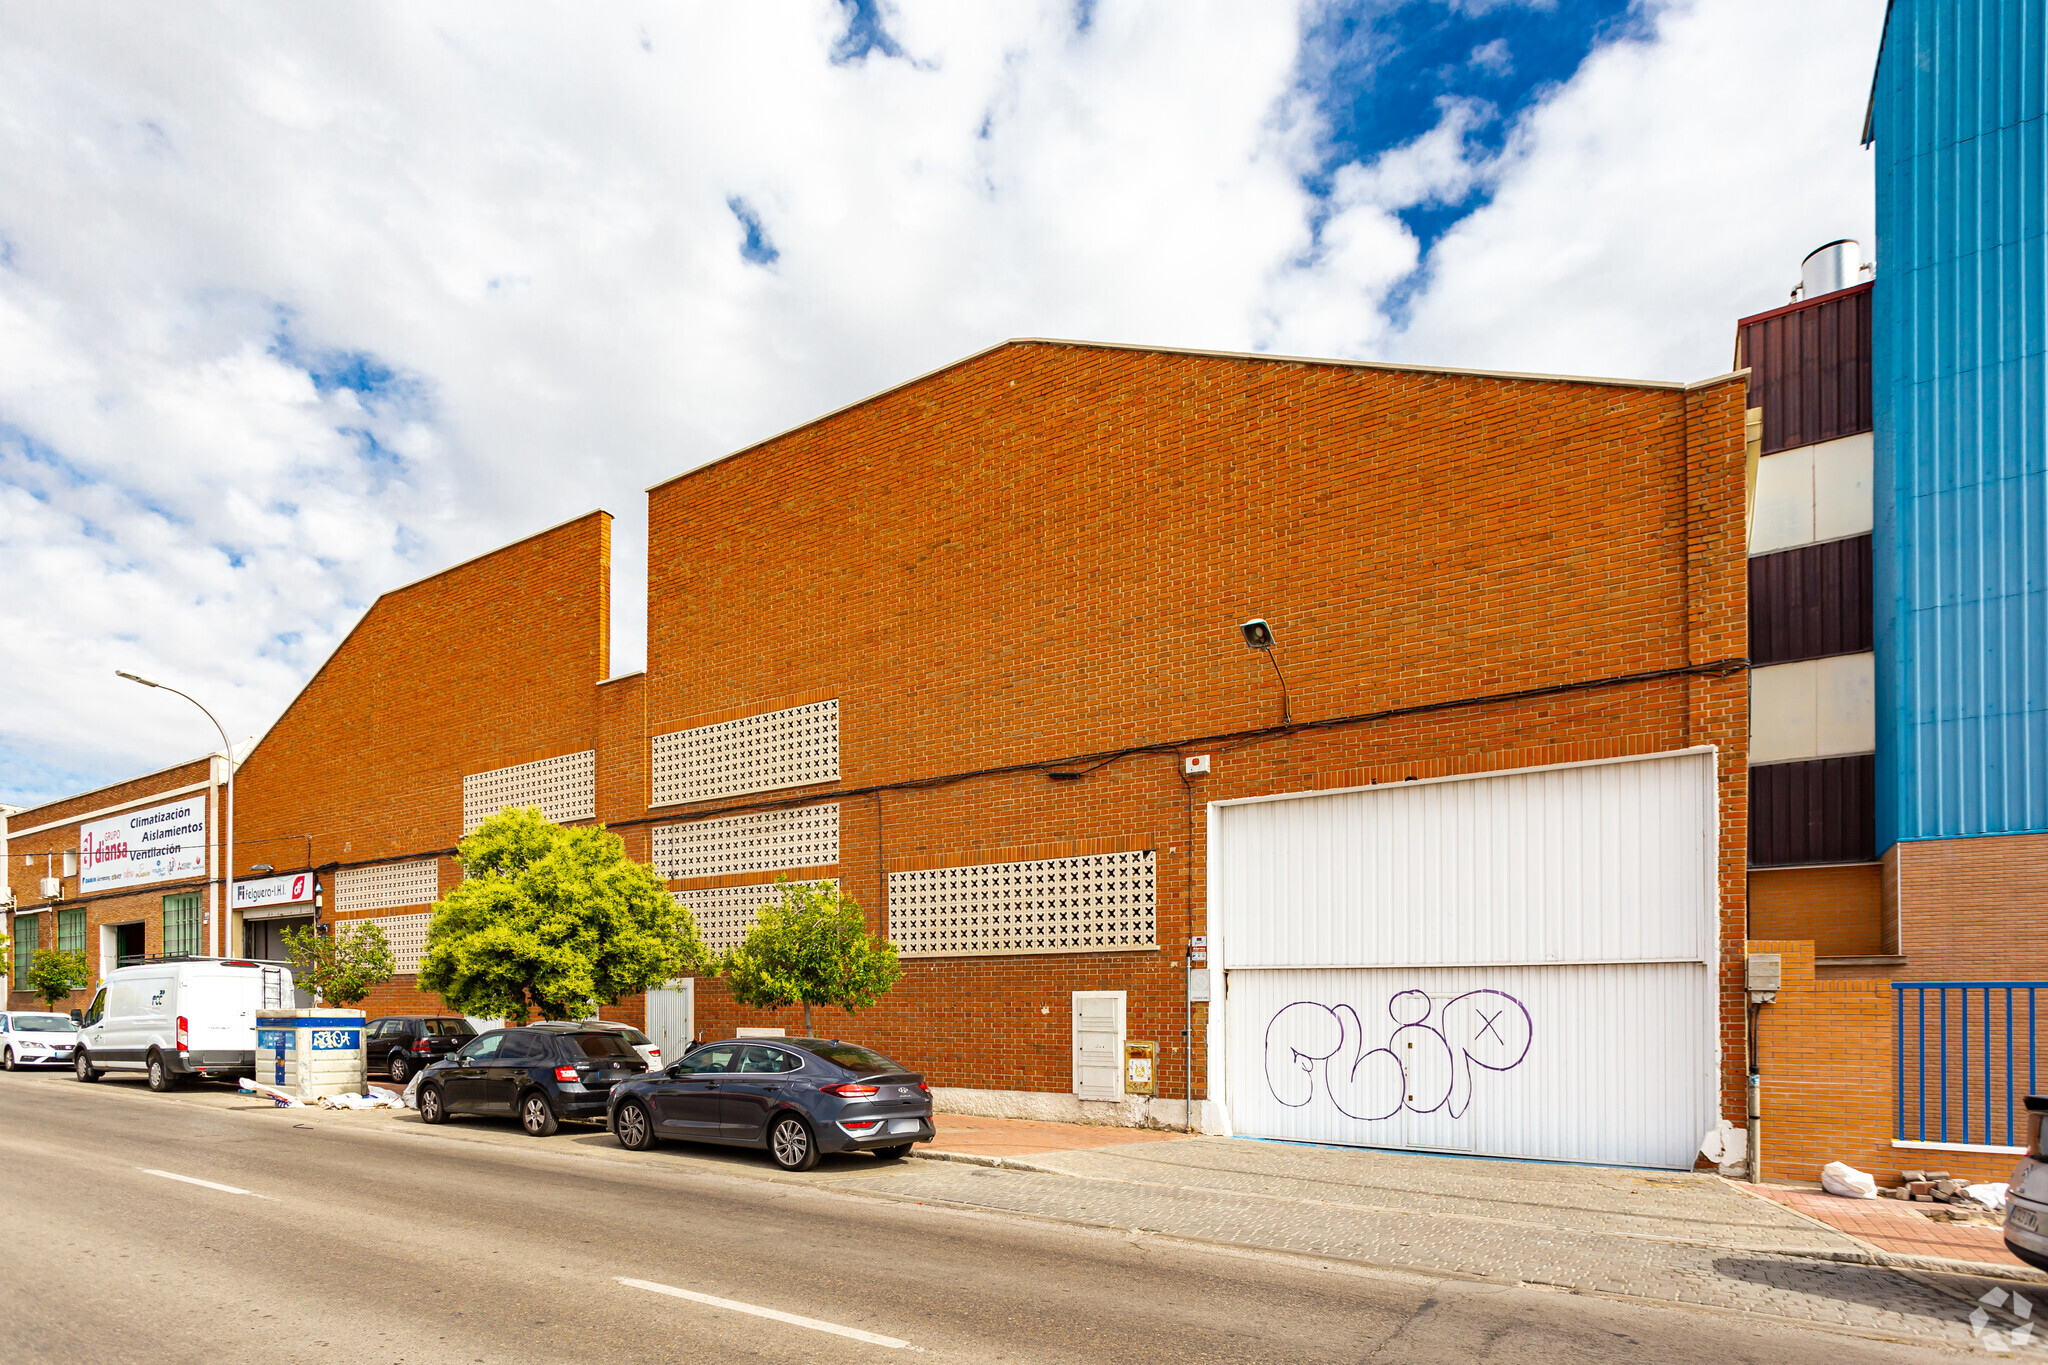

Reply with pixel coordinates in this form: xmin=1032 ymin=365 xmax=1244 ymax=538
xmin=1821 ymin=1161 xmax=1879 ymax=1198
xmin=1969 ymin=1182 xmax=2009 ymax=1211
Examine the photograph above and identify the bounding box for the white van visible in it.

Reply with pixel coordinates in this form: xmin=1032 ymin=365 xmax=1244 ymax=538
xmin=75 ymin=958 xmax=294 ymax=1092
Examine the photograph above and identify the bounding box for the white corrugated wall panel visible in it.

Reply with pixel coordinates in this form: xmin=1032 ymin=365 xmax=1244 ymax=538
xmin=1211 ymin=749 xmax=1719 ymax=1169
xmin=1217 ymin=750 xmax=1715 ymax=969
xmin=1221 ymin=964 xmax=1714 ymax=1169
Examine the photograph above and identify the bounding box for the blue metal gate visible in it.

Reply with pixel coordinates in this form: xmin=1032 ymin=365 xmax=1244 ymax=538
xmin=1894 ymin=982 xmax=2048 ymax=1148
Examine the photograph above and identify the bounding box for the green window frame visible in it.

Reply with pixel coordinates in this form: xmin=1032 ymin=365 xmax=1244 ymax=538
xmin=163 ymin=893 xmax=202 ymax=958
xmin=11 ymin=914 xmax=35 ymax=981
xmin=56 ymin=908 xmax=86 ymax=955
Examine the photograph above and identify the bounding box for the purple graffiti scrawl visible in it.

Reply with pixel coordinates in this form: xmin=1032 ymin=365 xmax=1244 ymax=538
xmin=1263 ymin=989 xmax=1532 ymax=1122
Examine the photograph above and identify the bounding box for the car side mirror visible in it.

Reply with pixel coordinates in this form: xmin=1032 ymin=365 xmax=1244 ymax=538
xmin=69 ymin=1010 xmax=82 ymax=1024
xmin=665 ymin=1062 xmax=686 ymax=1078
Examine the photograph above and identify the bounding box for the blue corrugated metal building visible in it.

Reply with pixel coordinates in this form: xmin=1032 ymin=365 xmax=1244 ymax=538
xmin=1869 ymin=0 xmax=2048 ymax=850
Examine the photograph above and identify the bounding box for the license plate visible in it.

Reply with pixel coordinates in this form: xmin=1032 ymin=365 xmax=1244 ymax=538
xmin=887 ymin=1118 xmax=922 ymax=1135
xmin=2011 ymin=1204 xmax=2044 ymax=1234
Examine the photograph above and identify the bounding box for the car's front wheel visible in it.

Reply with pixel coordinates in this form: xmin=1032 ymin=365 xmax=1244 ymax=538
xmin=768 ymin=1114 xmax=819 ymax=1172
xmin=387 ymin=1053 xmax=411 ymax=1085
xmin=2 ymin=1047 xmax=14 ymax=1072
xmin=521 ymin=1091 xmax=560 ymax=1137
xmin=614 ymin=1099 xmax=657 ymax=1151
xmin=418 ymin=1084 xmax=447 ymax=1124
xmin=75 ymin=1049 xmax=99 ymax=1083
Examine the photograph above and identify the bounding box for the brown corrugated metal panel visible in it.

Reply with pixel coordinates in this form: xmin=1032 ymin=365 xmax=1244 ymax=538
xmin=1734 ymin=283 xmax=1872 ymax=455
xmin=1749 ymin=534 xmax=1873 ymax=664
xmin=1750 ymin=754 xmax=1877 ymax=866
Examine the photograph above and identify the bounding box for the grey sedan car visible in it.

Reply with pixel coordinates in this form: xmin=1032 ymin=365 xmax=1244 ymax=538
xmin=608 ymin=1037 xmax=935 ymax=1171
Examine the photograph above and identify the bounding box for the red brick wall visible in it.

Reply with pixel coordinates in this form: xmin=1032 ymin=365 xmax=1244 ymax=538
xmin=1897 ymin=833 xmax=2048 ymax=980
xmin=641 ymin=344 xmax=1752 ymax=1113
xmin=1751 ymin=939 xmax=2022 ymax=1186
xmin=233 ymin=512 xmax=613 ymax=878
xmin=1750 ymin=864 xmax=1885 ymax=957
xmin=6 ymin=758 xmax=218 ymax=1006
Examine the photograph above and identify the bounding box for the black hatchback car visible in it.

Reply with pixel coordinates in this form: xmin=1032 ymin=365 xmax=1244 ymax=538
xmin=417 ymin=1024 xmax=648 ymax=1136
xmin=608 ymin=1037 xmax=934 ymax=1171
xmin=366 ymin=1015 xmax=476 ymax=1084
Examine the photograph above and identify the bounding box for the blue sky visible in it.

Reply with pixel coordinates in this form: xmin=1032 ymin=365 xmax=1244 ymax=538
xmin=0 ymin=0 xmax=1883 ymax=810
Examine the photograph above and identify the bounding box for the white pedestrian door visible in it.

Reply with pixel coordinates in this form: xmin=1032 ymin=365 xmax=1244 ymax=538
xmin=1072 ymin=991 xmax=1125 ymax=1100
xmin=646 ymin=980 xmax=694 ymax=1064
xmin=1214 ymin=749 xmax=1719 ymax=1170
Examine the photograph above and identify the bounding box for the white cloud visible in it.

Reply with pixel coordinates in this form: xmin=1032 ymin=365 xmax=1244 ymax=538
xmin=0 ymin=0 xmax=1883 ymax=805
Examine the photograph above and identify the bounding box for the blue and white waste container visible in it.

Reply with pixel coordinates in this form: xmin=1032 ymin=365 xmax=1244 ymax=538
xmin=255 ymin=1008 xmax=368 ymax=1099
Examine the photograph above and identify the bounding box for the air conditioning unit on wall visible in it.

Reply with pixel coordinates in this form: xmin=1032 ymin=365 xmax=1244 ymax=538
xmin=38 ymin=876 xmax=61 ymax=901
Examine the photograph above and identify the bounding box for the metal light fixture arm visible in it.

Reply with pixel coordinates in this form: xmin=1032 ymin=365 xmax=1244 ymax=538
xmin=116 ymin=671 xmax=234 ymax=957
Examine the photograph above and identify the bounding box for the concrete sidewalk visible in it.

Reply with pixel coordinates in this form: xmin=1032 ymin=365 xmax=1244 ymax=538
xmin=1747 ymin=1182 xmax=2023 ymax=1269
xmin=865 ymin=1121 xmax=2046 ymax=1351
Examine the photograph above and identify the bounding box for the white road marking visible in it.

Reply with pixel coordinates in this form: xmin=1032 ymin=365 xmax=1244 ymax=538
xmin=139 ymin=1168 xmax=271 ymax=1198
xmin=616 ymin=1276 xmax=910 ymax=1349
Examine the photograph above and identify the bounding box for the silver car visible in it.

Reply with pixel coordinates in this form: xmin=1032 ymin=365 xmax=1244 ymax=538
xmin=1 ymin=1011 xmax=81 ymax=1069
xmin=2005 ymin=1096 xmax=2048 ymax=1270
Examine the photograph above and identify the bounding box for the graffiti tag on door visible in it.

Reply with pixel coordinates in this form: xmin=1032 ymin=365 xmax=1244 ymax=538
xmin=1264 ymin=990 xmax=1532 ymax=1122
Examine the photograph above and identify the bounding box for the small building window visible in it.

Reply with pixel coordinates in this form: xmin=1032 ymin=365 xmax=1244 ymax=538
xmin=56 ymin=908 xmax=85 ymax=955
xmin=164 ymin=894 xmax=203 ymax=958
xmin=11 ymin=914 xmax=36 ymax=980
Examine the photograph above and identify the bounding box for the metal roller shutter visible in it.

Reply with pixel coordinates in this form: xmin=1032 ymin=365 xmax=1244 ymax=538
xmin=1209 ymin=749 xmax=1719 ymax=1170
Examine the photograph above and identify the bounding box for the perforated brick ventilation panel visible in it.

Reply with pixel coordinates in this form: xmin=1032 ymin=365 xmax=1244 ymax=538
xmin=674 ymin=879 xmax=840 ymax=955
xmin=346 ymin=912 xmax=431 ymax=974
xmin=463 ymin=750 xmax=596 ymax=834
xmin=652 ymin=804 xmax=840 ymax=881
xmin=650 ymin=699 xmax=839 ymax=807
xmin=333 ymin=860 xmax=441 ymax=915
xmin=888 ymin=850 xmax=1158 ymax=957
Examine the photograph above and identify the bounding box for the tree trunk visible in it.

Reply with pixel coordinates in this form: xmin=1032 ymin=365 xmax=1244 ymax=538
xmin=803 ymin=1001 xmax=812 ymax=1036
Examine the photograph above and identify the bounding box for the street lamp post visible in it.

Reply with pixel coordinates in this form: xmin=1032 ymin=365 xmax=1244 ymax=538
xmin=116 ymin=671 xmax=234 ymax=958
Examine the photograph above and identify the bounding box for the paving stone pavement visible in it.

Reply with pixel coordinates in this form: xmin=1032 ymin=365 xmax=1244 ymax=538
xmin=837 ymin=1137 xmax=2042 ymax=1351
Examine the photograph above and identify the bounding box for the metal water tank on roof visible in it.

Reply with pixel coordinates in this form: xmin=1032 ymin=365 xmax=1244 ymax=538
xmin=1800 ymin=239 xmax=1862 ymax=299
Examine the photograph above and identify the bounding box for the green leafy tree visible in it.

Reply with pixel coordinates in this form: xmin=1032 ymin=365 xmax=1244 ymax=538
xmin=27 ymin=949 xmax=90 ymax=1009
xmin=281 ymin=921 xmax=395 ymax=1008
xmin=418 ymin=807 xmax=706 ymax=1024
xmin=721 ymin=880 xmax=903 ymax=1036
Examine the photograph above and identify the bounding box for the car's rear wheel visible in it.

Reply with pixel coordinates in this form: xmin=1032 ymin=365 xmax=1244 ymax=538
xmin=768 ymin=1114 xmax=819 ymax=1172
xmin=418 ymin=1084 xmax=447 ymax=1124
xmin=146 ymin=1051 xmax=174 ymax=1093
xmin=521 ymin=1091 xmax=560 ymax=1137
xmin=387 ymin=1053 xmax=411 ymax=1084
xmin=874 ymin=1143 xmax=912 ymax=1162
xmin=75 ymin=1049 xmax=99 ymax=1082
xmin=614 ymin=1099 xmax=656 ymax=1151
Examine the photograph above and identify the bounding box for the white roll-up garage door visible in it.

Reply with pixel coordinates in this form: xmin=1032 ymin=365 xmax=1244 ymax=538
xmin=1208 ymin=749 xmax=1719 ymax=1170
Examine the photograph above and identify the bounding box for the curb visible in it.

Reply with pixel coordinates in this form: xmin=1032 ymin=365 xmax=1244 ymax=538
xmin=909 ymin=1148 xmax=1059 ymax=1176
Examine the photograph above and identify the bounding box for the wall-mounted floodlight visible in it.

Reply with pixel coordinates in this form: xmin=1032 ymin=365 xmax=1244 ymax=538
xmin=249 ymin=864 xmax=274 ymax=873
xmin=1237 ymin=618 xmax=1292 ymax=725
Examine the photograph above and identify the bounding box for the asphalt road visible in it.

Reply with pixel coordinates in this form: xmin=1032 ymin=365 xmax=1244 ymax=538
xmin=0 ymin=1070 xmax=1972 ymax=1363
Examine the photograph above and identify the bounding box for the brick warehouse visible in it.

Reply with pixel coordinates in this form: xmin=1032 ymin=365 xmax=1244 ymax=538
xmin=7 ymin=340 xmax=1754 ymax=1169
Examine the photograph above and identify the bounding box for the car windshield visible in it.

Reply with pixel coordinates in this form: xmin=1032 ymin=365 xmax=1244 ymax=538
xmin=425 ymin=1019 xmax=475 ymax=1037
xmin=12 ymin=1015 xmax=76 ymax=1033
xmin=799 ymin=1041 xmax=906 ymax=1076
xmin=567 ymin=1032 xmax=640 ymax=1060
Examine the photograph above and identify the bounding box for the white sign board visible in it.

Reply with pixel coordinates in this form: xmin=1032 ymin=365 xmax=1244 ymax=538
xmin=79 ymin=797 xmax=208 ymax=892
xmin=233 ymin=872 xmax=315 ymax=912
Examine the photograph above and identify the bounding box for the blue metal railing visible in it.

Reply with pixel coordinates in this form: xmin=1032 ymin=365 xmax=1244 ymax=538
xmin=1893 ymin=982 xmax=2048 ymax=1147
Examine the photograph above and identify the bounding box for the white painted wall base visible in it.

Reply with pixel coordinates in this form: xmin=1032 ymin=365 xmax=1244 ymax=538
xmin=933 ymin=1086 xmax=1228 ymax=1134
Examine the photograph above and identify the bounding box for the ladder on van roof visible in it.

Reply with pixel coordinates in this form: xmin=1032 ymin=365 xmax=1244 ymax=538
xmin=260 ymin=965 xmax=291 ymax=1009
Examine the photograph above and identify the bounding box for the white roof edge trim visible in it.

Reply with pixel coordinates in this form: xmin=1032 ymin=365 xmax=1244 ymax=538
xmin=9 ymin=780 xmax=216 ymax=839
xmin=1209 ymin=744 xmax=1719 ymax=811
xmin=648 ymin=339 xmax=1744 ymax=496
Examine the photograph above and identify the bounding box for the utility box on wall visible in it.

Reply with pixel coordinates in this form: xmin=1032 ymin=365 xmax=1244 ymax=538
xmin=256 ymin=1007 xmax=367 ymax=1099
xmin=1124 ymin=1040 xmax=1157 ymax=1096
